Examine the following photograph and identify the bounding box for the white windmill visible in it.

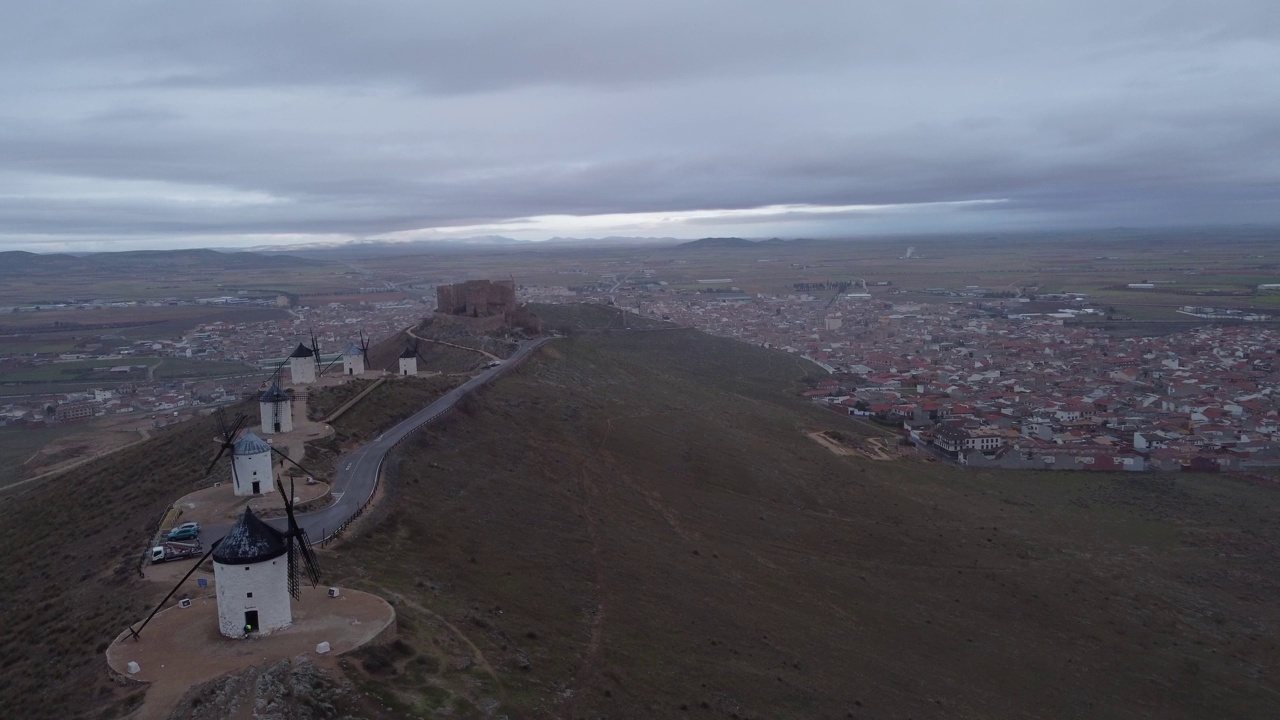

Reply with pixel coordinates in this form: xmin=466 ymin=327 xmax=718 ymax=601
xmin=288 ymin=341 xmax=316 ymax=385
xmin=202 ymin=410 xmax=273 ymax=496
xmin=397 ymin=346 xmax=418 ymax=376
xmin=210 ymin=481 xmax=322 ymax=637
xmin=231 ymin=431 xmax=273 ymax=496
xmin=342 ymin=331 xmax=371 ymax=376
xmin=259 ymin=383 xmax=293 ymax=434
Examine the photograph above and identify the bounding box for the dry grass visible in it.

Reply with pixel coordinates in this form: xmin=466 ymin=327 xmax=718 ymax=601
xmin=305 ymin=378 xmax=376 ymax=421
xmin=0 ymin=409 xmax=242 ymax=720
xmin=320 ymin=328 xmax=1280 ymax=719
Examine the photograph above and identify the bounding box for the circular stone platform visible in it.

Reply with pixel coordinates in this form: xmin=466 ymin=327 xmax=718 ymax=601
xmin=106 ymin=586 xmax=395 ymax=720
xmin=171 ymin=477 xmax=332 ymax=527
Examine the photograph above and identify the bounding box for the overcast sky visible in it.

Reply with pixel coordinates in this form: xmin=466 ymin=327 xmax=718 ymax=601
xmin=2 ymin=1 xmax=1278 ymax=251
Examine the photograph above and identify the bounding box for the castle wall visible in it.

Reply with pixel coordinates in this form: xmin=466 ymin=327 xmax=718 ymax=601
xmin=436 ymin=279 xmax=517 ymax=317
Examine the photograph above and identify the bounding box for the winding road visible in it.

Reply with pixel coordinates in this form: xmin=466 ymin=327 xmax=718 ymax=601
xmin=200 ymin=337 xmax=551 ymax=545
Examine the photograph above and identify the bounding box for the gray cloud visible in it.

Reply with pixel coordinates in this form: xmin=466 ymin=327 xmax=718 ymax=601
xmin=1 ymin=1 xmax=1278 ymax=250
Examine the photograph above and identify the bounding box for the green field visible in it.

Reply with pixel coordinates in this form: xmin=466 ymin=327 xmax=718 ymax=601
xmin=0 ymin=356 xmax=254 ymax=384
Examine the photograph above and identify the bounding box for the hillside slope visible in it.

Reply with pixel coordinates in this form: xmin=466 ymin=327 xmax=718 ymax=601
xmin=0 ymin=411 xmax=243 ymax=720
xmin=323 ymin=329 xmax=1280 ymax=719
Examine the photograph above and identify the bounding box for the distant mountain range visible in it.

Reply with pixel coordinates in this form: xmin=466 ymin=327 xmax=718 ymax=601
xmin=0 ymin=248 xmax=324 ymax=276
xmin=674 ymin=237 xmax=795 ymax=249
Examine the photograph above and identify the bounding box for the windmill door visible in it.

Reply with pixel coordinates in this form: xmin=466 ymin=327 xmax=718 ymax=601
xmin=244 ymin=610 xmax=259 ymax=633
xmin=274 ymin=421 xmax=281 ymax=432
xmin=251 ymin=481 xmax=260 ymax=494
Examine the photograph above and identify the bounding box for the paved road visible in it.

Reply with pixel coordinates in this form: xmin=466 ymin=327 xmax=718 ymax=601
xmin=201 ymin=337 xmax=552 ymax=545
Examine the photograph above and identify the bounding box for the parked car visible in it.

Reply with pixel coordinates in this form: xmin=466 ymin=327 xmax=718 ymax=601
xmin=166 ymin=522 xmax=200 ymax=541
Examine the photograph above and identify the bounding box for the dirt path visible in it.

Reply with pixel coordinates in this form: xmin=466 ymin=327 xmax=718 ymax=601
xmin=807 ymin=429 xmax=895 ymax=461
xmin=3 ymin=430 xmax=152 ymax=494
xmin=405 ymin=326 xmax=501 ymax=361
xmin=559 ymin=461 xmax=609 ymax=720
xmin=373 ymin=586 xmax=505 ymax=696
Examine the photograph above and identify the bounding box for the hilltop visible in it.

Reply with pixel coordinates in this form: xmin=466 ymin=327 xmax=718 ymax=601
xmin=3 ymin=320 xmax=1279 ymax=719
xmin=675 ymin=237 xmax=793 ymax=250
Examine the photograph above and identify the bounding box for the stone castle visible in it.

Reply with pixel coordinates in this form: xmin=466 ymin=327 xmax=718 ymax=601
xmin=436 ymin=279 xmax=517 ymax=317
xmin=435 ymin=279 xmax=541 ymax=333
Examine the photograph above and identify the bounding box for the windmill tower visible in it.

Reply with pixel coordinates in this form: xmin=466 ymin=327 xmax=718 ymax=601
xmin=259 ymin=383 xmax=293 ymax=434
xmin=343 ymin=331 xmax=371 ymax=376
xmin=212 ymin=507 xmax=291 ymax=636
xmin=231 ymin=431 xmax=273 ymax=496
xmin=212 ymin=477 xmax=322 ymax=637
xmin=397 ymin=346 xmax=418 ymax=376
xmin=288 ymin=343 xmax=316 ymax=385
xmin=201 ymin=408 xmax=271 ymax=496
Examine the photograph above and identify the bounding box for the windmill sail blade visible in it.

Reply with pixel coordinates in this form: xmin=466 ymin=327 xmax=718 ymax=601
xmin=226 ymin=413 xmax=249 ymax=439
xmin=321 ymin=355 xmax=344 ymax=376
xmin=297 ymin=527 xmax=322 ymax=585
xmin=129 ymin=539 xmax=220 ymax=640
xmin=203 ymin=444 xmax=230 ymax=477
xmin=215 ymin=406 xmax=229 ymax=440
xmin=266 ymin=357 xmax=289 ymax=386
xmin=311 ymin=328 xmax=323 ymax=376
xmin=286 ymin=540 xmax=300 ymax=600
xmin=268 ymin=445 xmax=321 ymax=481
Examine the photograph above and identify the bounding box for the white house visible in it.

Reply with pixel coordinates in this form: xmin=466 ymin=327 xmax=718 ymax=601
xmin=398 ymin=347 xmax=418 ymax=376
xmin=342 ymin=343 xmax=365 ymax=376
xmin=259 ymin=384 xmax=293 ymax=434
xmin=288 ymin=343 xmax=316 ymax=385
xmin=212 ymin=508 xmax=292 ymax=637
xmin=231 ymin=431 xmax=273 ymax=496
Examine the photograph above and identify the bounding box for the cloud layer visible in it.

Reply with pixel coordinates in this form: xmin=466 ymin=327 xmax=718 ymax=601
xmin=2 ymin=1 xmax=1278 ymax=250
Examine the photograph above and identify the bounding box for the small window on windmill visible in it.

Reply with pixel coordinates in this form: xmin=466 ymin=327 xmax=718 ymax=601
xmin=247 ymin=592 xmax=253 ymax=598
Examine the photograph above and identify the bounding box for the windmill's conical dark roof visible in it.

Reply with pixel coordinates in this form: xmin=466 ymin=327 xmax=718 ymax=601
xmin=399 ymin=346 xmax=417 ymax=358
xmin=212 ymin=507 xmax=288 ymax=564
xmin=345 ymin=342 xmax=363 ymax=356
xmin=289 ymin=343 xmax=314 ymax=358
xmin=232 ymin=430 xmax=270 ymax=456
xmin=260 ymin=383 xmax=289 ymax=403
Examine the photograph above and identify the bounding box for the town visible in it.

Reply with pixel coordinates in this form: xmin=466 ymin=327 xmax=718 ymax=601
xmin=0 ymin=298 xmax=425 ymax=479
xmin=523 ymin=282 xmax=1280 ymax=473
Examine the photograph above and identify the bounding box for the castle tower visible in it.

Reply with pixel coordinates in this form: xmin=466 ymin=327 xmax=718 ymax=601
xmin=212 ymin=508 xmax=291 ymax=637
xmin=398 ymin=347 xmax=418 ymax=376
xmin=288 ymin=343 xmax=316 ymax=385
xmin=258 ymin=383 xmax=293 ymax=435
xmin=231 ymin=430 xmax=273 ymax=496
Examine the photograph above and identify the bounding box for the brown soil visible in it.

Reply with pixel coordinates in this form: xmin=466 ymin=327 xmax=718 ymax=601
xmin=808 ymin=429 xmax=896 ymax=460
xmin=106 ymin=586 xmax=395 ymax=720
